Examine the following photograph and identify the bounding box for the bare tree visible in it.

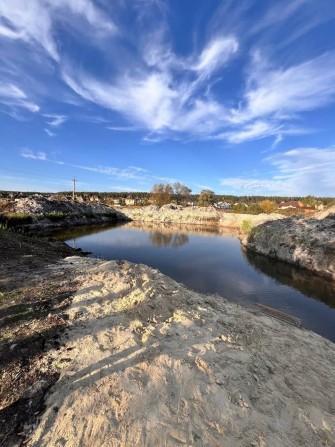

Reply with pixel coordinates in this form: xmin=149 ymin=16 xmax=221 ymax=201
xmin=198 ymin=189 xmax=215 ymax=206
xmin=150 ymin=183 xmax=173 ymax=206
xmin=173 ymin=182 xmax=192 ymax=204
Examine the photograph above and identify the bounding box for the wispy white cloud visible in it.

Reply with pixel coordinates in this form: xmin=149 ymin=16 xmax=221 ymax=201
xmin=220 ymin=121 xmax=281 ymax=144
xmin=61 ymin=46 xmax=233 ymax=137
xmin=44 ymin=114 xmax=67 ymax=127
xmin=220 ymin=147 xmax=335 ymax=195
xmin=76 ymin=164 xmax=148 ymax=180
xmin=106 ymin=126 xmax=138 ymax=132
xmin=62 ymin=70 xmax=176 ymax=131
xmin=20 ymin=148 xmax=46 ymax=160
xmin=0 ymin=1 xmax=58 ymax=60
xmin=19 ymin=150 xmax=149 ymax=181
xmin=251 ymin=0 xmax=307 ymax=34
xmin=270 ymin=134 xmax=283 ymax=150
xmin=0 ymin=0 xmax=116 ymax=61
xmin=2 ymin=1 xmax=335 ymax=145
xmin=0 ymin=82 xmax=39 ymax=112
xmin=18 ymin=149 xmax=182 ymax=187
xmin=232 ymin=51 xmax=335 ymax=124
xmin=192 ymin=37 xmax=238 ymax=78
xmin=62 ymin=38 xmax=335 ymax=143
xmin=218 ymin=50 xmax=335 ymax=144
xmin=44 ymin=128 xmax=56 ymax=137
xmin=220 ymin=177 xmax=293 ymax=195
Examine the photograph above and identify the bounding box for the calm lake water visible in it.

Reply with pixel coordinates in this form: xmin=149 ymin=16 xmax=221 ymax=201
xmin=54 ymin=222 xmax=335 ymax=342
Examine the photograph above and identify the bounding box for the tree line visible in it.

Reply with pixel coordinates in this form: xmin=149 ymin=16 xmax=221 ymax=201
xmin=2 ymin=189 xmax=333 ymax=208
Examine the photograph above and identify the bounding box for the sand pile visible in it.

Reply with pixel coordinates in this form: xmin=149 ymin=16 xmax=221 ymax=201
xmin=27 ymin=257 xmax=335 ymax=447
xmin=122 ymin=205 xmax=283 ymax=230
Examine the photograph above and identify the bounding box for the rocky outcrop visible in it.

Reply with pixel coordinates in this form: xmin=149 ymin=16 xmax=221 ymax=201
xmin=121 ymin=204 xmax=283 ymax=230
xmin=246 ymin=214 xmax=335 ymax=280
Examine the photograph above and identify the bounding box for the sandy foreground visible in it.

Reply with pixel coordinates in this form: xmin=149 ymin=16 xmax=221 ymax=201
xmin=25 ymin=257 xmax=335 ymax=447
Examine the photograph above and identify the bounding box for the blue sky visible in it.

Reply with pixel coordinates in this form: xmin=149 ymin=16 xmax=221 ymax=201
xmin=1 ymin=0 xmax=335 ymax=196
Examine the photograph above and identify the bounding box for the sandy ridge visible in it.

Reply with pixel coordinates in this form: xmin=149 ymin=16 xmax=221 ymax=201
xmin=27 ymin=257 xmax=335 ymax=447
xmin=121 ymin=205 xmax=283 ymax=230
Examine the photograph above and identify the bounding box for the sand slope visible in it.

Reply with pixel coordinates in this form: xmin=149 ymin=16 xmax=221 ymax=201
xmin=28 ymin=257 xmax=335 ymax=447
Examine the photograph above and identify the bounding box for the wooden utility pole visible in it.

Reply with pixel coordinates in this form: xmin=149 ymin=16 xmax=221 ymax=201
xmin=72 ymin=177 xmax=76 ymax=201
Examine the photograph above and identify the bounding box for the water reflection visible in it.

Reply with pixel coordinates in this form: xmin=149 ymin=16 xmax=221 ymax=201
xmin=149 ymin=232 xmax=189 ymax=248
xmin=127 ymin=221 xmax=240 ymax=238
xmin=244 ymin=249 xmax=335 ymax=308
xmin=50 ymin=223 xmax=127 ymax=241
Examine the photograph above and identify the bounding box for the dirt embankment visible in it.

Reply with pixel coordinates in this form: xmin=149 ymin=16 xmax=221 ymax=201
xmin=0 ymin=231 xmax=81 ymax=447
xmin=0 ymin=197 xmax=129 ymax=231
xmin=25 ymin=257 xmax=335 ymax=447
xmin=121 ymin=204 xmax=283 ymax=230
xmin=245 ymin=214 xmax=335 ymax=280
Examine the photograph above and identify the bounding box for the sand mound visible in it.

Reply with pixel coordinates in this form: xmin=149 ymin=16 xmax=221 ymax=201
xmin=27 ymin=258 xmax=335 ymax=447
xmin=121 ymin=205 xmax=283 ymax=230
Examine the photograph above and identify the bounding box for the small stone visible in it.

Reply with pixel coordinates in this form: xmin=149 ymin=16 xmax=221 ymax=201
xmin=265 ymin=361 xmax=274 ymax=374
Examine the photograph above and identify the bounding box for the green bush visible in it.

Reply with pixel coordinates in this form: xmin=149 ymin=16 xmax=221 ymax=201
xmin=248 ymin=203 xmax=263 ymax=214
xmin=233 ymin=203 xmax=248 ymax=213
xmin=241 ymin=219 xmax=251 ymax=233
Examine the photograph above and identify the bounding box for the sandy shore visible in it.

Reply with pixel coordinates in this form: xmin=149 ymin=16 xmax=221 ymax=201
xmin=25 ymin=256 xmax=335 ymax=447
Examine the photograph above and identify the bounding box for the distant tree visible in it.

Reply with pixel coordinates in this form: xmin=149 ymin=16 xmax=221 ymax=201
xmin=233 ymin=203 xmax=248 ymax=213
xmin=304 ymin=195 xmax=316 ymax=207
xmin=164 ymin=184 xmax=173 ymax=204
xmin=248 ymin=203 xmax=263 ymax=214
xmin=150 ymin=183 xmax=173 ymax=206
xmin=198 ymin=189 xmax=215 ymax=206
xmin=259 ymin=200 xmax=277 ymax=213
xmin=173 ymin=182 xmax=192 ymax=204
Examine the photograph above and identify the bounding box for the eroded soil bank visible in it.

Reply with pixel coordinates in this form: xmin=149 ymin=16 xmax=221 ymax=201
xmin=0 ymin=231 xmax=81 ymax=447
xmin=1 ymin=244 xmax=333 ymax=447
xmin=0 ymin=197 xmax=129 ymax=232
xmin=121 ymin=204 xmax=283 ymax=230
xmin=246 ymin=215 xmax=335 ymax=281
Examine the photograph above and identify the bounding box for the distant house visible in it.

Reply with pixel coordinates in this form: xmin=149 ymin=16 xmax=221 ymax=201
xmin=278 ymin=201 xmax=304 ymax=209
xmin=113 ymin=199 xmax=121 ymax=206
xmin=214 ymin=202 xmax=231 ymax=209
xmin=125 ymin=197 xmax=136 ymax=206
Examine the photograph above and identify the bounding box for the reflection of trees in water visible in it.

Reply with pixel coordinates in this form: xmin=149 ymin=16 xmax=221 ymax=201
xmin=244 ymin=249 xmax=335 ymax=308
xmin=51 ymin=223 xmax=125 ymax=241
xmin=149 ymin=231 xmax=189 ymax=248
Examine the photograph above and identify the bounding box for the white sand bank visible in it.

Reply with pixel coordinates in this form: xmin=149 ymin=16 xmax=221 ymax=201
xmin=28 ymin=257 xmax=335 ymax=447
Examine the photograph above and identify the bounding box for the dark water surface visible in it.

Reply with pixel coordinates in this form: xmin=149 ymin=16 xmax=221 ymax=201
xmin=54 ymin=222 xmax=335 ymax=342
